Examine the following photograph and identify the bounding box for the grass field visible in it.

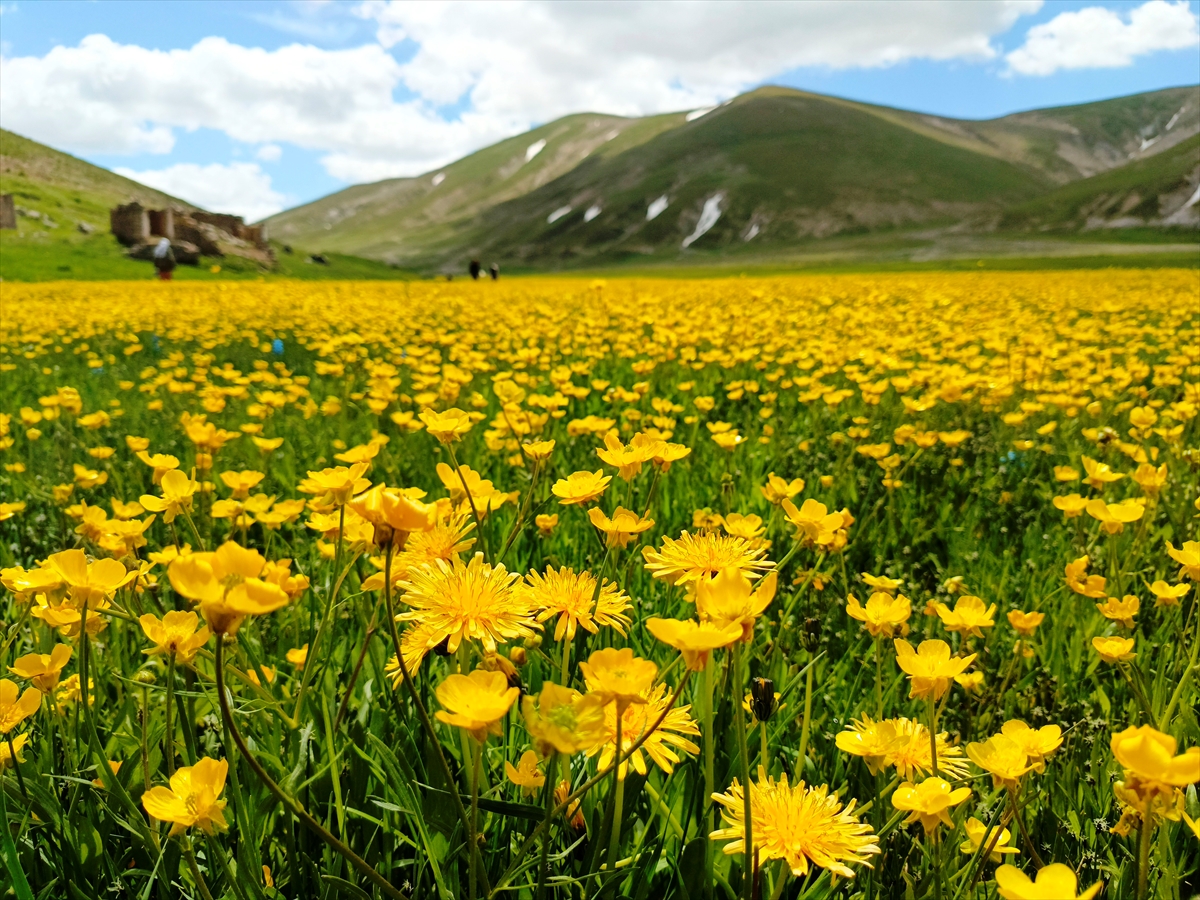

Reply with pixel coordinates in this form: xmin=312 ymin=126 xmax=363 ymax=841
xmin=0 ymin=272 xmax=1197 ymax=900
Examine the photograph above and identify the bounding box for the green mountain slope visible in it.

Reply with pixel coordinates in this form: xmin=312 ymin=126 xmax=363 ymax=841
xmin=0 ymin=128 xmax=410 ymax=282
xmin=998 ymin=134 xmax=1200 ymax=231
xmin=466 ymin=87 xmax=1052 ymax=267
xmin=266 ymin=85 xmax=1199 ymax=270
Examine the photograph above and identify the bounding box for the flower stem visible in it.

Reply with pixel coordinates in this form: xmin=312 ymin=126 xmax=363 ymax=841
xmin=927 ymin=695 xmax=939 ymax=778
xmin=733 ymin=643 xmax=754 ymax=900
xmin=213 ymin=638 xmax=410 ymax=900
xmin=1137 ymin=813 xmax=1152 ymax=900
xmin=165 ymin=654 xmax=176 ymax=775
xmin=535 ymin=751 xmax=557 ymax=900
xmin=874 ymin=635 xmax=883 ymax=719
xmin=183 ymin=837 xmax=216 ymax=900
xmin=470 ymin=737 xmax=482 ymax=900
xmin=380 ymin=543 xmax=487 ymax=894
xmin=604 ymin=707 xmax=625 ymax=893
xmin=703 ymin=654 xmax=716 ymax=890
xmin=795 ymin=653 xmax=814 ymax=779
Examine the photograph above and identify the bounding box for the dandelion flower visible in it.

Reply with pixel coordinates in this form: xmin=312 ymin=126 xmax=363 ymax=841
xmin=711 ymin=768 xmax=879 ymax=879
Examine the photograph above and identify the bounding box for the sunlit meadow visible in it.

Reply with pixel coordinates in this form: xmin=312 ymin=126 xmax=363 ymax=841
xmin=0 ymin=271 xmax=1197 ymax=900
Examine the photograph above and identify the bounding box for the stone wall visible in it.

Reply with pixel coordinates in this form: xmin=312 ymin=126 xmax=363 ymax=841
xmin=110 ymin=203 xmax=150 ymax=246
xmin=0 ymin=194 xmax=15 ymax=230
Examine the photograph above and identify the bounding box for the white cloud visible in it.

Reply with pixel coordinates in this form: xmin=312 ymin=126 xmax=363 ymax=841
xmin=113 ymin=161 xmax=289 ymax=222
xmin=2 ymin=2 xmax=1047 ymax=186
xmin=256 ymin=144 xmax=283 ymax=162
xmin=1006 ymin=0 xmax=1199 ymax=76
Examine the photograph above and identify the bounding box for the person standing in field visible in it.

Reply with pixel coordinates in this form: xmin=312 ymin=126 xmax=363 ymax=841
xmin=153 ymin=238 xmax=176 ymax=281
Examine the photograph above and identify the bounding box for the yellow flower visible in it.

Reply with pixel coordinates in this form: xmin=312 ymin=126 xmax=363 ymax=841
xmin=535 ymin=513 xmax=558 ymax=536
xmin=168 ymin=541 xmax=292 ymax=635
xmin=1006 ymin=609 xmax=1044 ymax=637
xmin=334 ymin=442 xmax=380 ymax=465
xmin=721 ymin=513 xmax=766 ymax=545
xmin=642 ymin=531 xmax=771 ymax=586
xmin=781 ymin=498 xmax=845 ymax=547
xmin=861 ymin=573 xmax=903 ymax=594
xmin=138 ymin=611 xmax=210 ymax=663
xmin=1149 ymin=580 xmax=1189 ymax=607
xmin=579 ymin=647 xmax=657 ymax=710
xmin=1081 ymin=455 xmax=1124 ymax=490
xmin=1111 ymin=725 xmax=1200 ymax=788
xmin=588 ymin=683 xmax=698 ymax=779
xmin=596 ymin=431 xmax=656 ymax=481
xmin=73 ymin=463 xmax=108 ymax=489
xmin=110 ymin=497 xmax=145 ymax=520
xmin=395 ymin=553 xmax=538 ymax=665
xmin=1095 ymin=594 xmax=1138 ymax=629
xmin=141 ymin=757 xmax=229 ymax=837
xmin=651 ymin=441 xmax=691 ymax=471
xmin=348 ymin=483 xmax=437 ymax=546
xmin=8 ymin=644 xmax=72 ymax=694
xmin=138 ymin=468 xmax=198 ymax=524
xmin=893 ymin=639 xmax=976 ymax=700
xmin=966 ymin=734 xmax=1034 ymax=790
xmin=0 ymin=502 xmax=26 ymax=522
xmin=995 ymin=863 xmax=1102 ymax=900
xmin=521 ymin=439 xmax=555 ymax=463
xmin=0 ymin=733 xmax=29 ymax=769
xmin=711 ymin=769 xmax=879 ymax=879
xmin=1000 ymin=720 xmax=1062 ymax=772
xmin=1091 ymin=635 xmax=1136 ymax=663
xmin=928 ymin=595 xmax=994 ymax=639
xmin=1052 ymin=494 xmax=1088 ymax=518
xmin=136 ymin=450 xmax=180 ymax=484
xmin=1131 ymin=462 xmax=1167 ymax=497
xmin=297 ymin=463 xmax=370 ymax=506
xmin=1053 ymin=466 xmax=1079 ymax=482
xmin=1065 ymin=556 xmax=1106 ymax=598
xmin=522 ymin=682 xmax=608 ymax=756
xmin=955 ymin=671 xmax=984 ymax=693
xmin=434 ymin=669 xmax=519 ymax=741
xmin=551 ymin=470 xmax=612 ymax=506
xmin=645 ymin=617 xmax=742 ymax=671
xmin=54 ymin=673 xmax=92 ymax=709
xmin=761 ymin=473 xmax=805 ymax=505
xmin=419 ymin=407 xmax=474 ymax=442
xmin=522 ymin=566 xmax=631 ymax=643
xmin=891 ymin=776 xmax=971 ymax=834
xmin=286 ymin=644 xmax=308 ymax=668
xmin=836 ymin=716 xmax=970 ymax=780
xmin=219 ymin=469 xmax=265 ymax=499
xmin=959 ymin=816 xmax=1019 ymax=863
xmin=695 ymin=568 xmax=778 ymax=640
xmin=587 ymin=506 xmax=654 ymax=548
xmin=247 ymin=665 xmax=276 ymax=687
xmin=505 ymin=750 xmax=545 ymax=795
xmin=1166 ymin=540 xmax=1200 ymax=580
xmin=1085 ymin=498 xmax=1144 ymax=534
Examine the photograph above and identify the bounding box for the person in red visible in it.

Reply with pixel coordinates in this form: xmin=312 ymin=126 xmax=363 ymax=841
xmin=153 ymin=237 xmax=176 ymax=281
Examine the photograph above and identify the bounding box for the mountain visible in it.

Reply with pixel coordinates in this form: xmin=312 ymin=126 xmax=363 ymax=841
xmin=999 ymin=133 xmax=1200 ymax=231
xmin=266 ymin=85 xmax=1199 ymax=271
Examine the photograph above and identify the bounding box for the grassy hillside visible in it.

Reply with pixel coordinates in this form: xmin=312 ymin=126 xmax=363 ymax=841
xmin=463 ymin=88 xmax=1052 ymax=268
xmin=998 ymin=133 xmax=1200 ymax=231
xmin=264 ymin=85 xmax=1199 ymax=271
xmin=0 ymin=128 xmax=412 ymax=282
xmin=266 ymin=110 xmax=687 ymax=260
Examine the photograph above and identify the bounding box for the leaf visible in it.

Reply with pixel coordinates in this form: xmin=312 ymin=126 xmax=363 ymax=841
xmin=678 ymin=837 xmax=707 ymax=900
xmin=320 ymin=874 xmax=374 ymax=900
xmin=0 ymin=787 xmax=35 ymax=900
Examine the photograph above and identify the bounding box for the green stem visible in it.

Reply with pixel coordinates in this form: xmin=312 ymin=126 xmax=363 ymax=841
xmin=874 ymin=635 xmax=883 ymax=720
xmin=795 ymin=655 xmax=814 ymax=779
xmin=1137 ymin=814 xmax=1152 ymax=900
xmin=165 ymin=654 xmax=176 ymax=775
xmin=535 ymin=751 xmax=558 ymax=900
xmin=470 ymin=737 xmax=482 ymax=900
xmin=927 ymin=694 xmax=939 ymax=778
xmin=213 ymin=638 xmax=410 ymax=900
xmin=733 ymin=643 xmax=753 ymax=900
xmin=183 ymin=837 xmax=216 ymax=900
xmin=703 ymin=654 xmax=716 ymax=891
xmin=381 ymin=543 xmax=487 ymax=894
xmin=290 ymin=550 xmax=361 ymax=727
xmin=604 ymin=706 xmax=625 ymax=893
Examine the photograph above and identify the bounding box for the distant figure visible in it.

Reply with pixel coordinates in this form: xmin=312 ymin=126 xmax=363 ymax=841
xmin=489 ymin=264 xmax=499 ymax=281
xmin=469 ymin=259 xmax=481 ymax=280
xmin=152 ymin=238 xmax=176 ymax=281
xmin=283 ymin=244 xmax=293 ymax=255
xmin=309 ymin=254 xmax=328 ymax=265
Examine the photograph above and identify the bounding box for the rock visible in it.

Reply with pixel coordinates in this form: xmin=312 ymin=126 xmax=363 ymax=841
xmin=77 ymin=221 xmax=95 ymax=234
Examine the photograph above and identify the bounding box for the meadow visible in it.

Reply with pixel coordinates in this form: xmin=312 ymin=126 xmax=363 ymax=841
xmin=0 ymin=270 xmax=1197 ymax=900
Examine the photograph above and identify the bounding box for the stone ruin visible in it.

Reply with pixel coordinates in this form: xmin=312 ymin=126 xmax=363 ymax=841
xmin=110 ymin=202 xmax=273 ymax=267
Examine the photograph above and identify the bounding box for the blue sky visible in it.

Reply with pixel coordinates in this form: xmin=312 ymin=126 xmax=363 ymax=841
xmin=1 ymin=0 xmax=1196 ymax=219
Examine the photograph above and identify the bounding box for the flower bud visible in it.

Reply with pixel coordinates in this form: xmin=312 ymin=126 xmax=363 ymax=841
xmin=510 ymin=647 xmax=528 ymax=668
xmin=750 ymin=677 xmax=776 ymax=722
